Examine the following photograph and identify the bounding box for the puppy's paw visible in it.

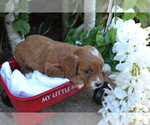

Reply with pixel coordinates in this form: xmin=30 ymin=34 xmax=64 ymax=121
xmin=77 ymin=84 xmax=84 ymax=89
xmin=70 ymin=75 xmax=85 ymax=89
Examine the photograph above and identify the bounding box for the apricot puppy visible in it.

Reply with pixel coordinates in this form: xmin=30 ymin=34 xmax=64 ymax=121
xmin=14 ymin=35 xmax=104 ymax=89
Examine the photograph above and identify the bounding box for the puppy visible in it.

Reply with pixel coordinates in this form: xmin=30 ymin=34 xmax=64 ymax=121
xmin=14 ymin=35 xmax=104 ymax=89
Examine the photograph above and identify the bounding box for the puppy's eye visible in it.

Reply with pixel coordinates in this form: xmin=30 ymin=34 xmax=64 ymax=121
xmin=84 ymin=69 xmax=91 ymax=74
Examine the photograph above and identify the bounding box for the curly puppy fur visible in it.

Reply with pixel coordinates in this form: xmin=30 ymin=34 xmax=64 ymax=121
xmin=14 ymin=35 xmax=104 ymax=89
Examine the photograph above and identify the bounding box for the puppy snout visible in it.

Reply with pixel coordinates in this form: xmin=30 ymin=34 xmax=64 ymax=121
xmin=95 ymin=82 xmax=102 ymax=87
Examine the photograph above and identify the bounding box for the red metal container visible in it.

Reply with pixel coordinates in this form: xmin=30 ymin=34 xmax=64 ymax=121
xmin=0 ymin=60 xmax=87 ymax=112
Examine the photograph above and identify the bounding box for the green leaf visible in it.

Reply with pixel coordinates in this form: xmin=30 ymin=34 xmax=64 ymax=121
xmin=136 ymin=0 xmax=147 ymax=12
xmin=102 ymin=48 xmax=119 ymax=72
xmin=122 ymin=0 xmax=137 ymax=10
xmin=108 ymin=28 xmax=117 ymax=45
xmin=104 ymin=32 xmax=110 ymax=43
xmin=64 ymin=28 xmax=76 ymax=42
xmin=12 ymin=13 xmax=30 ymax=35
xmin=0 ymin=0 xmax=9 ymax=5
xmin=136 ymin=13 xmax=147 ymax=28
xmin=64 ymin=24 xmax=84 ymax=42
xmin=13 ymin=20 xmax=30 ymax=35
xmin=96 ymin=13 xmax=105 ymax=26
xmin=96 ymin=0 xmax=106 ymax=12
xmin=67 ymin=36 xmax=76 ymax=45
xmin=39 ymin=17 xmax=53 ymax=35
xmin=123 ymin=13 xmax=137 ymax=21
xmin=20 ymin=13 xmax=29 ymax=22
xmin=89 ymin=26 xmax=101 ymax=36
xmin=83 ymin=38 xmax=93 ymax=45
xmin=79 ymin=31 xmax=87 ymax=40
xmin=66 ymin=13 xmax=78 ymax=27
xmin=97 ymin=46 xmax=107 ymax=54
xmin=72 ymin=24 xmax=84 ymax=39
xmin=13 ymin=0 xmax=29 ymax=12
xmin=96 ymin=31 xmax=104 ymax=46
xmin=97 ymin=44 xmax=111 ymax=55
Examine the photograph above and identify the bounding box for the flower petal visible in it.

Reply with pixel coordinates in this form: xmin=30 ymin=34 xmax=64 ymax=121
xmin=114 ymin=87 xmax=127 ymax=99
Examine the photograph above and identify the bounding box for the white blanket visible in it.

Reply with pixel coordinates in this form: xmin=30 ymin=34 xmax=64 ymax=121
xmin=0 ymin=62 xmax=69 ymax=98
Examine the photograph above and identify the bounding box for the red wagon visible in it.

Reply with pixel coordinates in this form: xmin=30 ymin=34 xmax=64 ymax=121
xmin=0 ymin=60 xmax=105 ymax=112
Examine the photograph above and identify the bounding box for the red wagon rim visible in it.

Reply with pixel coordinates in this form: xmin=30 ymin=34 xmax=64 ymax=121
xmin=0 ymin=60 xmax=79 ymax=100
xmin=0 ymin=75 xmax=74 ymax=100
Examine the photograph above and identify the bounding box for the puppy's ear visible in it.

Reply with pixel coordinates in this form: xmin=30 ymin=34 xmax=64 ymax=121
xmin=61 ymin=54 xmax=78 ymax=78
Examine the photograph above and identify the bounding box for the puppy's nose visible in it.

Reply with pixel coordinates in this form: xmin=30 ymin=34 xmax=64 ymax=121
xmin=95 ymin=82 xmax=102 ymax=87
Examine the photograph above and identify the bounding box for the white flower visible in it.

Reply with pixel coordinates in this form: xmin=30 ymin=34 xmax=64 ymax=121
xmin=111 ymin=18 xmax=124 ymax=30
xmin=145 ymin=27 xmax=150 ymax=32
xmin=102 ymin=63 xmax=111 ymax=73
xmin=111 ymin=18 xmax=149 ymax=46
xmin=98 ymin=107 xmax=107 ymax=113
xmin=113 ymin=42 xmax=134 ymax=62
xmin=100 ymin=16 xmax=150 ymax=113
xmin=104 ymin=95 xmax=118 ymax=112
xmin=99 ymin=113 xmax=150 ymax=125
xmin=115 ymin=72 xmax=133 ymax=86
xmin=108 ymin=72 xmax=119 ymax=80
xmin=114 ymin=87 xmax=127 ymax=99
xmin=133 ymin=113 xmax=150 ymax=124
xmin=112 ymin=5 xmax=135 ymax=13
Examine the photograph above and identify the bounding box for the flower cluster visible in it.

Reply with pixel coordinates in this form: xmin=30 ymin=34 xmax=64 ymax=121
xmin=98 ymin=113 xmax=150 ymax=125
xmin=99 ymin=17 xmax=150 ymax=113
